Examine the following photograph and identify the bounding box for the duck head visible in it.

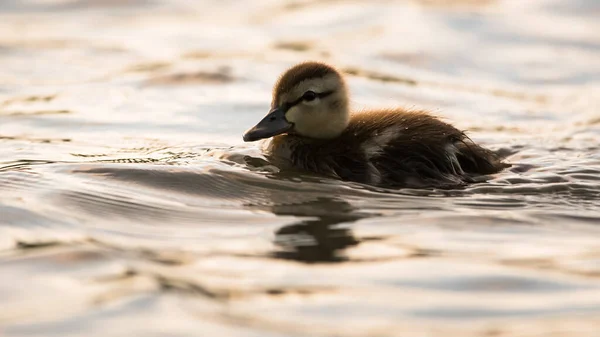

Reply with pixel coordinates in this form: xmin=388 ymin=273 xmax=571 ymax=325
xmin=243 ymin=62 xmax=350 ymax=142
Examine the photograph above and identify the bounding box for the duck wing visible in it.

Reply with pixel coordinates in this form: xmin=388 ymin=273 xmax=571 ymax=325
xmin=346 ymin=110 xmax=509 ymax=187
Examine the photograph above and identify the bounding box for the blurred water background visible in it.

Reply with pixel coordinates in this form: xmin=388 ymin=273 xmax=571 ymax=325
xmin=0 ymin=0 xmax=599 ymax=336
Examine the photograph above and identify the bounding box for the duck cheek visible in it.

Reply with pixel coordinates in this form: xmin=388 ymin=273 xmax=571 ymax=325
xmin=284 ymin=106 xmax=302 ymax=126
xmin=282 ymin=108 xmax=304 ymax=136
xmin=301 ymin=113 xmax=328 ymax=138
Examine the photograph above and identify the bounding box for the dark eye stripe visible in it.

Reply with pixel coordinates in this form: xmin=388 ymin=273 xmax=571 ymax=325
xmin=281 ymin=90 xmax=334 ymax=111
xmin=316 ymin=90 xmax=334 ymax=99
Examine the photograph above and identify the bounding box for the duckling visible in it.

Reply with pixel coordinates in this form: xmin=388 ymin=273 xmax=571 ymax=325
xmin=243 ymin=62 xmax=509 ymax=188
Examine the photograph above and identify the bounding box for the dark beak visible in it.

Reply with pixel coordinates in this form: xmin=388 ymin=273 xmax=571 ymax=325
xmin=243 ymin=107 xmax=293 ymax=142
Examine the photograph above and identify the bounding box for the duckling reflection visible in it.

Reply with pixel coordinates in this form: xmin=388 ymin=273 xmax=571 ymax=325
xmin=244 ymin=62 xmax=510 ymax=188
xmin=268 ymin=197 xmax=368 ymax=263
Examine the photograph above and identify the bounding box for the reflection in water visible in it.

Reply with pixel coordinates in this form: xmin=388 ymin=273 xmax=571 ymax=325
xmin=270 ymin=198 xmax=366 ymax=263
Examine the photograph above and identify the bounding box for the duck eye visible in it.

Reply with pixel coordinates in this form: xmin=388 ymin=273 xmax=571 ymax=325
xmin=303 ymin=91 xmax=317 ymax=102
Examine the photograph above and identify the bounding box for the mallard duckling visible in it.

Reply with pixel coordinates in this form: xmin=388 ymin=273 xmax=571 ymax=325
xmin=243 ymin=62 xmax=509 ymax=188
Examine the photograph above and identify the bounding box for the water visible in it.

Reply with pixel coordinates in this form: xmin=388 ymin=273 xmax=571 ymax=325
xmin=1 ymin=0 xmax=599 ymax=336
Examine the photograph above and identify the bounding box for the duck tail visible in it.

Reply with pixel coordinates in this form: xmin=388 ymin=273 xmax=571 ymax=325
xmin=455 ymin=137 xmax=511 ymax=175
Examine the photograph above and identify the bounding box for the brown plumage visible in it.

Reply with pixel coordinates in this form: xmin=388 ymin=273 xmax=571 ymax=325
xmin=243 ymin=61 xmax=509 ymax=188
xmin=272 ymin=62 xmax=337 ymax=107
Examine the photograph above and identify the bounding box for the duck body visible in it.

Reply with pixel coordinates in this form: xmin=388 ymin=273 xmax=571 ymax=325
xmin=265 ymin=109 xmax=507 ymax=188
xmin=243 ymin=61 xmax=509 ymax=188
